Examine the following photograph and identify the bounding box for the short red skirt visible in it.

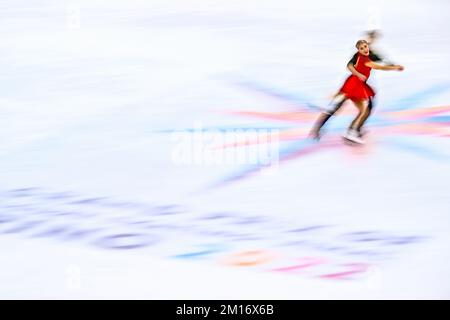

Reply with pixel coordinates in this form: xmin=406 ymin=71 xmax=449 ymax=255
xmin=339 ymin=75 xmax=375 ymax=101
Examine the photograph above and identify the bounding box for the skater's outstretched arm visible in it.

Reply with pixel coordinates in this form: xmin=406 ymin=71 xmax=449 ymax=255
xmin=365 ymin=61 xmax=404 ymax=71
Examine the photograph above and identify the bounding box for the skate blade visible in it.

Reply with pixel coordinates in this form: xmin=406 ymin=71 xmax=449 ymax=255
xmin=342 ymin=136 xmax=364 ymax=145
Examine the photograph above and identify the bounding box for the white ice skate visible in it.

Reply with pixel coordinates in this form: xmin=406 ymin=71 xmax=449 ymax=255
xmin=343 ymin=129 xmax=364 ymax=144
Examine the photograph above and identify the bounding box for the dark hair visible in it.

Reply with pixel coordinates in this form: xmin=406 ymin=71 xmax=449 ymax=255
xmin=366 ymin=30 xmax=380 ymax=38
xmin=355 ymin=39 xmax=368 ymax=49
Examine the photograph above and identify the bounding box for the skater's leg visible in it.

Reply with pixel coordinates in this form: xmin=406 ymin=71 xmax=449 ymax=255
xmin=344 ymin=100 xmax=368 ymax=144
xmin=349 ymin=100 xmax=368 ymax=131
xmin=356 ymin=98 xmax=373 ymax=134
xmin=310 ymin=95 xmax=347 ymax=139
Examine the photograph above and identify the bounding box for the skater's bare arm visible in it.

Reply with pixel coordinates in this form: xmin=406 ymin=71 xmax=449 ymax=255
xmin=365 ymin=61 xmax=404 ymax=71
xmin=347 ymin=63 xmax=367 ymax=81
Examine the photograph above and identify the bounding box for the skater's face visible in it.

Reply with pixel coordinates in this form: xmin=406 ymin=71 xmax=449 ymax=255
xmin=358 ymin=43 xmax=370 ymax=56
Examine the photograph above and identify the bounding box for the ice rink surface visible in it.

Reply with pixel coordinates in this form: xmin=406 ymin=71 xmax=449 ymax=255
xmin=1 ymin=0 xmax=450 ymax=299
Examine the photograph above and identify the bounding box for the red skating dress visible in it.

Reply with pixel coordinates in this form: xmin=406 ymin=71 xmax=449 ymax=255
xmin=339 ymin=53 xmax=375 ymax=101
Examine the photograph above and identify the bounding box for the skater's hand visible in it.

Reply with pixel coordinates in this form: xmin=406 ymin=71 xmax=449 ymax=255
xmin=396 ymin=65 xmax=404 ymax=71
xmin=356 ymin=73 xmax=367 ymax=81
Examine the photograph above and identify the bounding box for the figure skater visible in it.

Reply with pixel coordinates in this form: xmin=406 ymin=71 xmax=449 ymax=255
xmin=346 ymin=30 xmax=397 ymax=136
xmin=310 ymin=38 xmax=403 ymax=144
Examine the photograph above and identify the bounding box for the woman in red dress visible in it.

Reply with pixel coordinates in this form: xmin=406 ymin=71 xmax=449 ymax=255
xmin=311 ymin=39 xmax=404 ymax=143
